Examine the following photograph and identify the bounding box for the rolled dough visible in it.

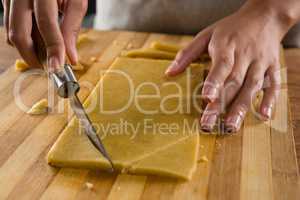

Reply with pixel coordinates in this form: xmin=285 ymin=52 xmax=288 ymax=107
xmin=122 ymin=49 xmax=176 ymax=60
xmin=47 ymin=57 xmax=206 ymax=180
xmin=123 ymin=41 xmax=211 ymax=62
xmin=150 ymin=41 xmax=181 ymax=53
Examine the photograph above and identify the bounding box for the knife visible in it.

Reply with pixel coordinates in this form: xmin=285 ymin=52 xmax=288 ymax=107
xmin=32 ymin=20 xmax=115 ymax=172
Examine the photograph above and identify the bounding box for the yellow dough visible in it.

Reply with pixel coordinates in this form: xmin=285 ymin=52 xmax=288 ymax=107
xmin=128 ymin=135 xmax=199 ymax=180
xmin=123 ymin=41 xmax=211 ymax=62
xmin=150 ymin=41 xmax=211 ymax=62
xmin=76 ymin=30 xmax=110 ymax=67
xmin=15 ymin=59 xmax=30 ymax=72
xmin=66 ymin=57 xmax=85 ymax=71
xmin=47 ymin=58 xmax=206 ymax=180
xmin=72 ymin=62 xmax=85 ymax=71
xmin=122 ymin=49 xmax=176 ymax=60
xmin=27 ymin=99 xmax=48 ymax=115
xmin=150 ymin=41 xmax=181 ymax=53
xmin=77 ymin=33 xmax=90 ymax=46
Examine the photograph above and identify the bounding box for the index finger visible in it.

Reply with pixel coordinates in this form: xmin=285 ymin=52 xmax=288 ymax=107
xmin=165 ymin=27 xmax=213 ymax=76
xmin=33 ymin=0 xmax=65 ymax=71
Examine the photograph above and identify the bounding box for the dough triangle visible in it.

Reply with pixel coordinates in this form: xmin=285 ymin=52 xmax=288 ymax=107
xmin=128 ymin=134 xmax=199 ymax=180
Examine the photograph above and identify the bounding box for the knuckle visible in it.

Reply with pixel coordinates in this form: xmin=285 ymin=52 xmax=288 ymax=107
xmin=208 ymin=44 xmax=234 ymax=67
xmin=208 ymin=41 xmax=218 ymax=56
xmin=36 ymin=17 xmax=57 ymax=34
xmin=227 ymin=73 xmax=244 ymax=87
xmin=36 ymin=15 xmax=49 ymax=27
xmin=205 ymin=76 xmax=222 ymax=89
xmin=271 ymin=85 xmax=281 ymax=92
xmin=46 ymin=41 xmax=65 ymax=56
xmin=179 ymin=48 xmax=189 ymax=57
xmin=176 ymin=48 xmax=190 ymax=61
xmin=271 ymin=59 xmax=281 ymax=68
xmin=246 ymin=76 xmax=263 ymax=90
xmin=204 ymin=102 xmax=220 ymax=115
xmin=73 ymin=0 xmax=88 ymax=13
xmin=235 ymin=102 xmax=248 ymax=116
xmin=226 ymin=33 xmax=237 ymax=44
xmin=271 ymin=70 xmax=281 ymax=83
xmin=8 ymin=30 xmax=26 ymax=46
xmin=270 ymin=78 xmax=281 ymax=91
xmin=236 ymin=44 xmax=252 ymax=57
xmin=63 ymin=27 xmax=80 ymax=38
xmin=264 ymin=69 xmax=281 ymax=89
xmin=204 ymin=73 xmax=223 ymax=88
xmin=273 ymin=77 xmax=281 ymax=87
xmin=266 ymin=55 xmax=278 ymax=65
xmin=254 ymin=51 xmax=265 ymax=61
xmin=218 ymin=54 xmax=234 ymax=67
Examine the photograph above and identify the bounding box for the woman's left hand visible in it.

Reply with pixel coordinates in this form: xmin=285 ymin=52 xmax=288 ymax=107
xmin=165 ymin=0 xmax=299 ymax=132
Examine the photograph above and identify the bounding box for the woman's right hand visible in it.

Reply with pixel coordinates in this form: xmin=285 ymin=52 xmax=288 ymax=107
xmin=3 ymin=0 xmax=88 ymax=71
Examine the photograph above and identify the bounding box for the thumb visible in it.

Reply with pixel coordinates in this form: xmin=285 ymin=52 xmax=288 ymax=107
xmin=60 ymin=0 xmax=88 ymax=65
xmin=165 ymin=27 xmax=212 ymax=76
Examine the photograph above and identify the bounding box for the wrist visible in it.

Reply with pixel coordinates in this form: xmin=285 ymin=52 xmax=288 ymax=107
xmin=245 ymin=0 xmax=300 ymax=28
xmin=238 ymin=0 xmax=300 ymax=39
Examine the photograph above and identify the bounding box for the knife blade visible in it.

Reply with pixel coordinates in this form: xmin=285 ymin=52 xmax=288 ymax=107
xmin=69 ymin=94 xmax=115 ymax=171
xmin=32 ymin=19 xmax=115 ymax=171
xmin=50 ymin=66 xmax=115 ymax=172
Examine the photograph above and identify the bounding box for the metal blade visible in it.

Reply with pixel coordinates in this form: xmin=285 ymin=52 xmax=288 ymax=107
xmin=69 ymin=94 xmax=115 ymax=172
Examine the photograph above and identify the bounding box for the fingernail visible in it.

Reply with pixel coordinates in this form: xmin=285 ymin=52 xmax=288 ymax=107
xmin=262 ymin=106 xmax=272 ymax=120
xmin=165 ymin=60 xmax=180 ymax=76
xmin=48 ymin=57 xmax=60 ymax=73
xmin=201 ymin=114 xmax=217 ymax=132
xmin=225 ymin=115 xmax=243 ymax=133
xmin=202 ymin=85 xmax=218 ymax=102
xmin=71 ymin=50 xmax=78 ymax=64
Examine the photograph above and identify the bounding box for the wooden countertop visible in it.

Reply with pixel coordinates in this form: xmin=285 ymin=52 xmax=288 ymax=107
xmin=0 ymin=28 xmax=299 ymax=199
xmin=2 ymin=28 xmax=299 ymax=169
xmin=285 ymin=48 xmax=300 ymax=170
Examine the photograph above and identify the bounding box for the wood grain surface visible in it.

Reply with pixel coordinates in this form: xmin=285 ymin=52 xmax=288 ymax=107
xmin=0 ymin=27 xmax=299 ymax=200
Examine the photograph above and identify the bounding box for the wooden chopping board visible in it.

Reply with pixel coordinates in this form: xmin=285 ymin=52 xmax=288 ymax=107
xmin=0 ymin=29 xmax=299 ymax=200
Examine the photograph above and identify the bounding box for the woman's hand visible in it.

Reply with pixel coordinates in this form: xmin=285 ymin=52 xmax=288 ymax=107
xmin=2 ymin=0 xmax=88 ymax=71
xmin=165 ymin=0 xmax=300 ymax=132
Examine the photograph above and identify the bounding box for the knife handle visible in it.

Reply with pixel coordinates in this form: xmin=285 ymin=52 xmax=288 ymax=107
xmin=51 ymin=64 xmax=80 ymax=98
